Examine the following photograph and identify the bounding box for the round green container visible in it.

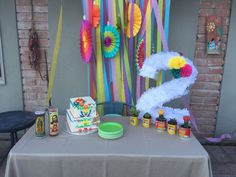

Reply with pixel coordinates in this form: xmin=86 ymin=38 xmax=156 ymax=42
xmin=98 ymin=122 xmax=124 ymax=139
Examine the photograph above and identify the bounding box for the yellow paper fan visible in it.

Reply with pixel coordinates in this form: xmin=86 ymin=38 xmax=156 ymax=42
xmin=126 ymin=3 xmax=142 ymax=38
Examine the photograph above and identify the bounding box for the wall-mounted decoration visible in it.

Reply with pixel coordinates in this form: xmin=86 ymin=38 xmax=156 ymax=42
xmin=206 ymin=16 xmax=222 ymax=54
xmin=0 ymin=28 xmax=6 ymax=85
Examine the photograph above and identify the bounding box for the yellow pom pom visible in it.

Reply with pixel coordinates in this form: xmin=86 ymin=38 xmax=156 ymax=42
xmin=168 ymin=56 xmax=186 ymax=69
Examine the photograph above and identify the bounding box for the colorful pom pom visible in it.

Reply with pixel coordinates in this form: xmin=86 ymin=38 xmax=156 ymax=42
xmin=180 ymin=64 xmax=192 ymax=77
xmin=168 ymin=56 xmax=186 ymax=69
xmin=171 ymin=69 xmax=181 ymax=78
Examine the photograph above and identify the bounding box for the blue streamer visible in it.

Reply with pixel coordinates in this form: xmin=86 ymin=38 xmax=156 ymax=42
xmin=82 ymin=0 xmax=86 ymax=15
xmin=100 ymin=0 xmax=111 ymax=102
xmin=164 ymin=0 xmax=171 ymax=43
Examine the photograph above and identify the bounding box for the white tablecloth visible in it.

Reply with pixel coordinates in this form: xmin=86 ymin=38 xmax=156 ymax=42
xmin=5 ymin=116 xmax=212 ymax=177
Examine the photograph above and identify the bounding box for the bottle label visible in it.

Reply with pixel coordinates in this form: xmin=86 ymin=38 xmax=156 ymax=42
xmin=35 ymin=115 xmax=45 ymax=137
xmin=49 ymin=107 xmax=59 ymax=136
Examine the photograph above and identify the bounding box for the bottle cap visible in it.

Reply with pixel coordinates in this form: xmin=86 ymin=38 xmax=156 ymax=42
xmin=158 ymin=109 xmax=164 ymax=115
xmin=35 ymin=111 xmax=45 ymax=115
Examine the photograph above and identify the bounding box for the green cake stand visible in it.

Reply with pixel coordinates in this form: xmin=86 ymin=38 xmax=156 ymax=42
xmin=98 ymin=122 xmax=124 ymax=139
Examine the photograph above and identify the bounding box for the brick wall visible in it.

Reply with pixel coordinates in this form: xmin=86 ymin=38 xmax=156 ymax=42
xmin=16 ymin=0 xmax=49 ymax=111
xmin=191 ymin=0 xmax=232 ymax=137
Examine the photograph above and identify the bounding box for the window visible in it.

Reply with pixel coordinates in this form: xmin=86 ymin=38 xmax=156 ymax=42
xmin=0 ymin=28 xmax=5 ymax=85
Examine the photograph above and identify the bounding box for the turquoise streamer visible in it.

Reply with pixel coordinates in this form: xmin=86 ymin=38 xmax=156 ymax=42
xmin=100 ymin=0 xmax=111 ymax=101
xmin=82 ymin=0 xmax=86 ymax=15
xmin=164 ymin=0 xmax=171 ymax=42
xmin=162 ymin=0 xmax=171 ymax=83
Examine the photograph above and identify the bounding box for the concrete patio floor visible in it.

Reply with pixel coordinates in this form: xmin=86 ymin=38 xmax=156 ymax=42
xmin=1 ymin=137 xmax=236 ymax=177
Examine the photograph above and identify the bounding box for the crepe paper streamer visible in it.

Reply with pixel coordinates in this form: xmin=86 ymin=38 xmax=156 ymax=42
xmin=145 ymin=0 xmax=151 ymax=91
xmin=98 ymin=0 xmax=111 ymax=102
xmin=118 ymin=0 xmax=133 ymax=105
xmin=103 ymin=60 xmax=111 ymax=101
xmin=181 ymin=96 xmax=232 ymax=143
xmin=126 ymin=3 xmax=142 ymax=38
xmin=107 ymin=0 xmax=114 ymax=98
xmin=103 ymin=25 xmax=120 ymax=58
xmin=136 ymin=0 xmax=148 ymax=99
xmin=136 ymin=38 xmax=145 ymax=72
xmin=151 ymin=0 xmax=168 ymax=51
xmin=157 ymin=0 xmax=163 ymax=54
xmin=92 ymin=4 xmax=100 ymax=28
xmin=128 ymin=2 xmax=135 ymax=96
xmin=80 ymin=19 xmax=93 ymax=63
xmin=101 ymin=0 xmax=111 ymax=102
xmin=136 ymin=52 xmax=198 ymax=124
xmin=135 ymin=5 xmax=143 ymax=99
xmin=89 ymin=55 xmax=96 ymax=99
xmin=95 ymin=0 xmax=105 ymax=103
xmin=164 ymin=0 xmax=171 ymax=42
xmin=107 ymin=0 xmax=121 ymax=101
xmin=156 ymin=0 xmax=163 ymax=87
xmin=113 ymin=2 xmax=124 ymax=103
xmin=46 ymin=2 xmax=63 ymax=106
xmin=82 ymin=0 xmax=86 ymax=15
xmin=87 ymin=64 xmax=90 ymax=95
xmin=88 ymin=0 xmax=93 ymax=25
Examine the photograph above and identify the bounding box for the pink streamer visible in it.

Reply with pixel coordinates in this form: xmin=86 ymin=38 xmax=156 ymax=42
xmin=182 ymin=96 xmax=232 ymax=143
xmin=136 ymin=75 xmax=141 ymax=99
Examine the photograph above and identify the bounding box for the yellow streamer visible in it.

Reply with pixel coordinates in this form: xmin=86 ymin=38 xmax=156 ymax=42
xmin=95 ymin=0 xmax=105 ymax=103
xmin=156 ymin=0 xmax=163 ymax=86
xmin=114 ymin=1 xmax=125 ymax=102
xmin=45 ymin=2 xmax=63 ymax=106
xmin=145 ymin=0 xmax=151 ymax=90
xmin=118 ymin=0 xmax=133 ymax=104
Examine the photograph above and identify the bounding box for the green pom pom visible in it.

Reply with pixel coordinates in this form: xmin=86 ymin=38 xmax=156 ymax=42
xmin=171 ymin=69 xmax=181 ymax=78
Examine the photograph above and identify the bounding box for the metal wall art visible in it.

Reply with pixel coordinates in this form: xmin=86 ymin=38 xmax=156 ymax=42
xmin=206 ymin=16 xmax=222 ymax=54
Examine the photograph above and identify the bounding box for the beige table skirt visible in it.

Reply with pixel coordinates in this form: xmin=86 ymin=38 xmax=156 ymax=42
xmin=5 ymin=116 xmax=212 ymax=177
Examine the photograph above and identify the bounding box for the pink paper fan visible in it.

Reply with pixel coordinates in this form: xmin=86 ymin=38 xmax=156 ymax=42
xmin=80 ymin=20 xmax=93 ymax=63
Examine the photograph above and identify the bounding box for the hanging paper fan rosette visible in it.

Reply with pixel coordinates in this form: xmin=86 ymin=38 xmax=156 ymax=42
xmin=136 ymin=38 xmax=145 ymax=72
xmin=80 ymin=20 xmax=93 ymax=63
xmin=103 ymin=25 xmax=120 ymax=58
xmin=92 ymin=4 xmax=100 ymax=28
xmin=126 ymin=3 xmax=142 ymax=38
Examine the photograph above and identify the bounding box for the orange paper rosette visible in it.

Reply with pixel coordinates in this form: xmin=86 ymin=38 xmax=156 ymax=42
xmin=126 ymin=3 xmax=142 ymax=38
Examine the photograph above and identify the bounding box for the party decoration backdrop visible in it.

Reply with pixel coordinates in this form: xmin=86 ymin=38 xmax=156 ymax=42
xmin=81 ymin=0 xmax=171 ymax=105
